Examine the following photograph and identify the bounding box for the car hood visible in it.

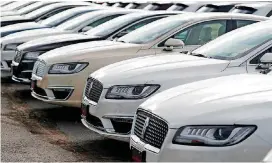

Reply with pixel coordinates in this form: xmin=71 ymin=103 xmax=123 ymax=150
xmin=18 ymin=33 xmax=100 ymax=51
xmin=1 ymin=11 xmax=18 ymax=17
xmin=0 ymin=22 xmax=46 ymax=34
xmin=91 ymin=54 xmax=229 ymax=88
xmin=1 ymin=28 xmax=69 ymax=45
xmin=1 ymin=15 xmax=28 ymax=22
xmin=39 ymin=40 xmax=142 ymax=64
xmin=140 ymin=74 xmax=272 ymax=128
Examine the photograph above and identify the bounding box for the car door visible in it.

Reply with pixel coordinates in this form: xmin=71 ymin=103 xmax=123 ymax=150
xmin=246 ymin=41 xmax=272 ymax=73
xmin=153 ymin=19 xmax=230 ymax=54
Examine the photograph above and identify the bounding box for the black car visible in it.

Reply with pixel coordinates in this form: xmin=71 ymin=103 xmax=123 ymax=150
xmin=12 ymin=11 xmax=182 ymax=83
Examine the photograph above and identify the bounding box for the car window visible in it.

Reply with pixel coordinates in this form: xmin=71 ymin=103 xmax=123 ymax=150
xmin=118 ymin=17 xmax=189 ymax=44
xmin=118 ymin=16 xmax=166 ymax=36
xmin=85 ymin=14 xmax=123 ymax=29
xmin=38 ymin=7 xmax=72 ymax=21
xmin=85 ymin=13 xmax=146 ymax=37
xmin=250 ymin=46 xmax=272 ymax=64
xmin=236 ymin=20 xmax=257 ymax=28
xmin=159 ymin=20 xmax=227 ymax=46
xmin=193 ymin=23 xmax=272 ymax=60
xmin=267 ymin=10 xmax=272 ymax=17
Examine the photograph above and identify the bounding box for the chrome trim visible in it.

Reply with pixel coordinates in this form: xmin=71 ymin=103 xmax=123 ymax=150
xmin=31 ymin=90 xmax=48 ymax=100
xmin=81 ymin=118 xmax=130 ymax=139
xmin=12 ymin=75 xmax=31 ymax=83
xmin=83 ymin=96 xmax=98 ymax=106
xmin=11 ymin=60 xmax=19 ymax=66
xmin=31 ymin=73 xmax=42 ymax=81
xmin=131 ymin=135 xmax=160 ymax=153
xmin=102 ymin=115 xmax=134 ymax=119
xmin=47 ymin=86 xmax=74 ymax=101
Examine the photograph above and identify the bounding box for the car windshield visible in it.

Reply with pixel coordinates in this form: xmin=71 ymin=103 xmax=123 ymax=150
xmin=118 ymin=16 xmax=188 ymax=44
xmin=40 ymin=8 xmax=86 ymax=27
xmin=192 ymin=23 xmax=272 ymax=60
xmin=196 ymin=5 xmax=218 ymax=12
xmin=18 ymin=2 xmax=48 ymax=15
xmin=25 ymin=4 xmax=61 ymax=19
xmin=230 ymin=7 xmax=256 ymax=14
xmin=56 ymin=12 xmax=101 ymax=30
xmin=85 ymin=13 xmax=143 ymax=37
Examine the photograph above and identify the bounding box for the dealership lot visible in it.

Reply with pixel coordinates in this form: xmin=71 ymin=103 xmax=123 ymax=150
xmin=1 ymin=1 xmax=272 ymax=162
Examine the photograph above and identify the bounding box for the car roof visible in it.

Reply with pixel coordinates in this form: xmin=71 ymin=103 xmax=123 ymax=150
xmin=235 ymin=2 xmax=272 ymax=8
xmin=165 ymin=12 xmax=269 ymax=22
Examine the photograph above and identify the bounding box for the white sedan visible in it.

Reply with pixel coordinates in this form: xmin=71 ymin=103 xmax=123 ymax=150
xmin=81 ymin=20 xmax=272 ymax=141
xmin=130 ymin=55 xmax=272 ymax=162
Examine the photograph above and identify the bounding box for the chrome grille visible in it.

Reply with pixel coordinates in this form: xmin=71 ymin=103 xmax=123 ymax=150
xmin=32 ymin=60 xmax=46 ymax=77
xmin=134 ymin=110 xmax=168 ymax=149
xmin=84 ymin=77 xmax=103 ymax=103
xmin=14 ymin=50 xmax=23 ymax=63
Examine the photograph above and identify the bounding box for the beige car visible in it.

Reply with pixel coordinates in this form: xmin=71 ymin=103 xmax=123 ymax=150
xmin=31 ymin=13 xmax=268 ymax=107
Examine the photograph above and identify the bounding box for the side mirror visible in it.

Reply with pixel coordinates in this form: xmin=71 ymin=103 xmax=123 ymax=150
xmin=256 ymin=53 xmax=272 ymax=74
xmin=163 ymin=38 xmax=184 ymax=51
xmin=260 ymin=53 xmax=272 ymax=64
xmin=81 ymin=26 xmax=93 ymax=33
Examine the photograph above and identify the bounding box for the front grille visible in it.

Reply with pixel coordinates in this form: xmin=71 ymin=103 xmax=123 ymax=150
xmin=14 ymin=50 xmax=23 ymax=63
xmin=134 ymin=110 xmax=168 ymax=149
xmin=84 ymin=77 xmax=103 ymax=103
xmin=32 ymin=60 xmax=46 ymax=77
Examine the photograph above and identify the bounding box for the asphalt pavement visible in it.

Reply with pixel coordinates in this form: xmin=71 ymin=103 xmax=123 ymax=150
xmin=1 ymin=80 xmax=131 ymax=162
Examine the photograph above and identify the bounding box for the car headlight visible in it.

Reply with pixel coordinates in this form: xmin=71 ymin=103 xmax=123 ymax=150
xmin=173 ymin=125 xmax=256 ymax=146
xmin=4 ymin=43 xmax=21 ymax=50
xmin=24 ymin=52 xmax=40 ymax=59
xmin=48 ymin=62 xmax=88 ymax=74
xmin=105 ymin=84 xmax=160 ymax=99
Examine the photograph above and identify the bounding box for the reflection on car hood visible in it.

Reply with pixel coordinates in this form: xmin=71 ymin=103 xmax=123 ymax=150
xmin=1 ymin=15 xmax=28 ymax=22
xmin=140 ymin=74 xmax=272 ymax=128
xmin=1 ymin=28 xmax=68 ymax=45
xmin=91 ymin=54 xmax=229 ymax=86
xmin=39 ymin=40 xmax=140 ymax=64
xmin=0 ymin=22 xmax=46 ymax=33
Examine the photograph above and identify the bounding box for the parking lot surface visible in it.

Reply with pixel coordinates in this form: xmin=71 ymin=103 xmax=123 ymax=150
xmin=1 ymin=80 xmax=130 ymax=162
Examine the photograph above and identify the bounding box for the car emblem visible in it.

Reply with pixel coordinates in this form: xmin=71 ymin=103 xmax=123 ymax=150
xmin=141 ymin=117 xmax=150 ymax=138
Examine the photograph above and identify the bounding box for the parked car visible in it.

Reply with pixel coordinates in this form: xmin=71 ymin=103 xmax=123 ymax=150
xmin=12 ymin=11 xmax=179 ymax=83
xmin=1 ymin=2 xmax=58 ymax=17
xmin=264 ymin=150 xmax=272 ymax=162
xmin=0 ymin=2 xmax=92 ymax=27
xmin=29 ymin=13 xmax=268 ymax=109
xmin=196 ymin=2 xmax=241 ymax=13
xmin=80 ymin=20 xmax=272 ymax=141
xmin=230 ymin=3 xmax=272 ymax=17
xmin=1 ymin=10 xmax=134 ymax=79
xmin=130 ymin=53 xmax=272 ymax=162
xmin=1 ymin=6 xmax=102 ymax=37
xmin=1 ymin=1 xmax=36 ymax=12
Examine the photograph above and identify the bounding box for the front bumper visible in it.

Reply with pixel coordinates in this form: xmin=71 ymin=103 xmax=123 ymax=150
xmin=31 ymin=71 xmax=88 ymax=108
xmin=130 ymin=130 xmax=272 ymax=162
xmin=81 ymin=93 xmax=146 ymax=141
xmin=1 ymin=50 xmax=16 ymax=78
